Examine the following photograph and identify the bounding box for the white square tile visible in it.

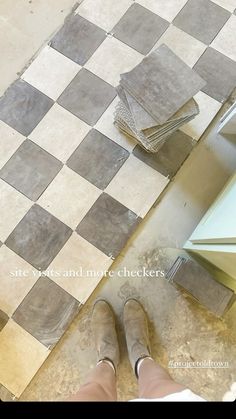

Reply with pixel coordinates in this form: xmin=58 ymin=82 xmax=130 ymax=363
xmin=136 ymin=0 xmax=189 ymax=22
xmin=0 ymin=245 xmax=39 ymax=316
xmin=48 ymin=233 xmax=112 ymax=303
xmin=211 ymin=15 xmax=236 ymax=61
xmin=85 ymin=37 xmax=143 ymax=86
xmin=0 ymin=320 xmax=49 ymax=397
xmin=180 ymin=92 xmax=221 ymax=140
xmin=0 ymin=121 xmax=25 ymax=170
xmin=21 ymin=46 xmax=80 ymax=100
xmin=29 ymin=104 xmax=90 ymax=163
xmin=152 ymin=25 xmax=207 ymax=67
xmin=0 ymin=179 xmax=32 ymax=242
xmin=76 ymin=0 xmax=133 ymax=31
xmin=105 ymin=155 xmax=169 ymax=217
xmin=211 ymin=0 xmax=236 ymax=12
xmin=95 ymin=97 xmax=136 ymax=152
xmin=38 ymin=166 xmax=101 ymax=229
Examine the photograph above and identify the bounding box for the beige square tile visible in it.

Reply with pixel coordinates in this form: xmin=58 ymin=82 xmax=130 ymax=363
xmin=0 ymin=320 xmax=49 ymax=397
xmin=0 ymin=179 xmax=32 ymax=242
xmin=0 ymin=121 xmax=25 ymax=170
xmin=180 ymin=92 xmax=221 ymax=140
xmin=21 ymin=46 xmax=80 ymax=100
xmin=0 ymin=245 xmax=39 ymax=316
xmin=136 ymin=0 xmax=189 ymax=21
xmin=38 ymin=166 xmax=101 ymax=229
xmin=105 ymin=155 xmax=169 ymax=217
xmin=211 ymin=0 xmax=236 ymax=12
xmin=95 ymin=97 xmax=136 ymax=152
xmin=211 ymin=15 xmax=236 ymax=61
xmin=153 ymin=25 xmax=207 ymax=67
xmin=29 ymin=104 xmax=90 ymax=163
xmin=85 ymin=37 xmax=143 ymax=86
xmin=48 ymin=233 xmax=112 ymax=303
xmin=76 ymin=0 xmax=133 ymax=31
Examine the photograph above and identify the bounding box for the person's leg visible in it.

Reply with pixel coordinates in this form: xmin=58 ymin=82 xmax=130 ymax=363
xmin=69 ymin=300 xmax=119 ymax=401
xmin=137 ymin=357 xmax=186 ymax=399
xmin=123 ymin=299 xmax=186 ymax=400
xmin=69 ymin=360 xmax=117 ymax=401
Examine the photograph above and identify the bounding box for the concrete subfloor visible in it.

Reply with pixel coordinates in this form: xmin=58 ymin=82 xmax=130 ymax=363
xmin=16 ymin=99 xmax=236 ymax=402
xmin=1 ymin=0 xmax=236 ymax=402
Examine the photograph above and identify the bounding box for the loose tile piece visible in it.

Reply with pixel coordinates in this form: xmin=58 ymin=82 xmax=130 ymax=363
xmin=180 ymin=91 xmax=221 ymax=139
xmin=0 ymin=79 xmax=53 ymax=136
xmin=136 ymin=0 xmax=189 ymax=21
xmin=106 ymin=155 xmax=169 ymax=217
xmin=194 ymin=47 xmax=236 ymax=102
xmin=5 ymin=204 xmax=72 ymax=271
xmin=21 ymin=46 xmax=80 ymax=100
xmin=133 ymin=130 xmax=195 ymax=178
xmin=211 ymin=15 xmax=236 ymax=61
xmin=51 ymin=14 xmax=106 ymax=65
xmin=29 ymin=104 xmax=90 ymax=163
xmin=58 ymin=68 xmax=116 ymax=126
xmin=76 ymin=0 xmax=132 ymax=31
xmin=113 ymin=3 xmax=169 ymax=55
xmin=12 ymin=276 xmax=80 ymax=348
xmin=0 ymin=121 xmax=25 ymax=170
xmin=0 ymin=140 xmax=62 ymax=201
xmin=173 ymin=0 xmax=230 ymax=45
xmin=67 ymin=129 xmax=129 ymax=189
xmin=76 ymin=193 xmax=140 ymax=258
xmin=211 ymin=0 xmax=236 ymax=12
xmin=0 ymin=320 xmax=49 ymax=397
xmin=0 ymin=245 xmax=39 ymax=316
xmin=85 ymin=36 xmax=143 ymax=87
xmin=0 ymin=179 xmax=32 ymax=242
xmin=38 ymin=166 xmax=101 ymax=229
xmin=95 ymin=97 xmax=136 ymax=152
xmin=153 ymin=25 xmax=207 ymax=67
xmin=48 ymin=233 xmax=112 ymax=303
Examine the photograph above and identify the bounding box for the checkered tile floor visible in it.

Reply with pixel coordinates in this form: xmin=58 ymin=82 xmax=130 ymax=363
xmin=0 ymin=0 xmax=236 ymax=398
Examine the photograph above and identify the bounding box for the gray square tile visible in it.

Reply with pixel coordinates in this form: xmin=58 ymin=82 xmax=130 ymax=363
xmin=5 ymin=204 xmax=72 ymax=270
xmin=173 ymin=0 xmax=230 ymax=44
xmin=12 ymin=276 xmax=81 ymax=348
xmin=67 ymin=129 xmax=129 ymax=189
xmin=51 ymin=14 xmax=106 ymax=65
xmin=113 ymin=3 xmax=169 ymax=55
xmin=76 ymin=193 xmax=141 ymax=258
xmin=193 ymin=47 xmax=236 ymax=102
xmin=0 ymin=309 xmax=9 ymax=332
xmin=58 ymin=68 xmax=116 ymax=126
xmin=0 ymin=140 xmax=62 ymax=201
xmin=133 ymin=130 xmax=196 ymax=178
xmin=121 ymin=45 xmax=205 ymax=124
xmin=0 ymin=79 xmax=53 ymax=136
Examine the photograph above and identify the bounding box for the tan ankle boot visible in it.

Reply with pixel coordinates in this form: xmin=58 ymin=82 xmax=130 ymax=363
xmin=123 ymin=299 xmax=151 ymax=377
xmin=92 ymin=300 xmax=120 ymax=372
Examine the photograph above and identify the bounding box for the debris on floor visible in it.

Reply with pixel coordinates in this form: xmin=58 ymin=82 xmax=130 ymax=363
xmin=114 ymin=44 xmax=205 ymax=152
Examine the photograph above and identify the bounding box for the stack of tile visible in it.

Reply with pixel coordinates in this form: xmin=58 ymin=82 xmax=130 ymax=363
xmin=114 ymin=44 xmax=206 ymax=152
xmin=166 ymin=257 xmax=235 ymax=317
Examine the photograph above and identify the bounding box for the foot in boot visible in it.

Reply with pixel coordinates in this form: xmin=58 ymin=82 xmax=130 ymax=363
xmin=123 ymin=299 xmax=151 ymax=376
xmin=92 ymin=300 xmax=120 ymax=371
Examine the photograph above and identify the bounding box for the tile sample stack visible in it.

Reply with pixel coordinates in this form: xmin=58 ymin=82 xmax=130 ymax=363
xmin=114 ymin=44 xmax=206 ymax=152
xmin=166 ymin=257 xmax=235 ymax=317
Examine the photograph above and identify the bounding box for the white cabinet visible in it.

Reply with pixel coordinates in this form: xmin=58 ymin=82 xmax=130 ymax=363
xmin=184 ymin=173 xmax=236 ymax=280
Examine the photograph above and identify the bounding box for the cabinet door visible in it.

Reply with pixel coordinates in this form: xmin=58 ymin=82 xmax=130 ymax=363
xmin=190 ymin=173 xmax=236 ymax=244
